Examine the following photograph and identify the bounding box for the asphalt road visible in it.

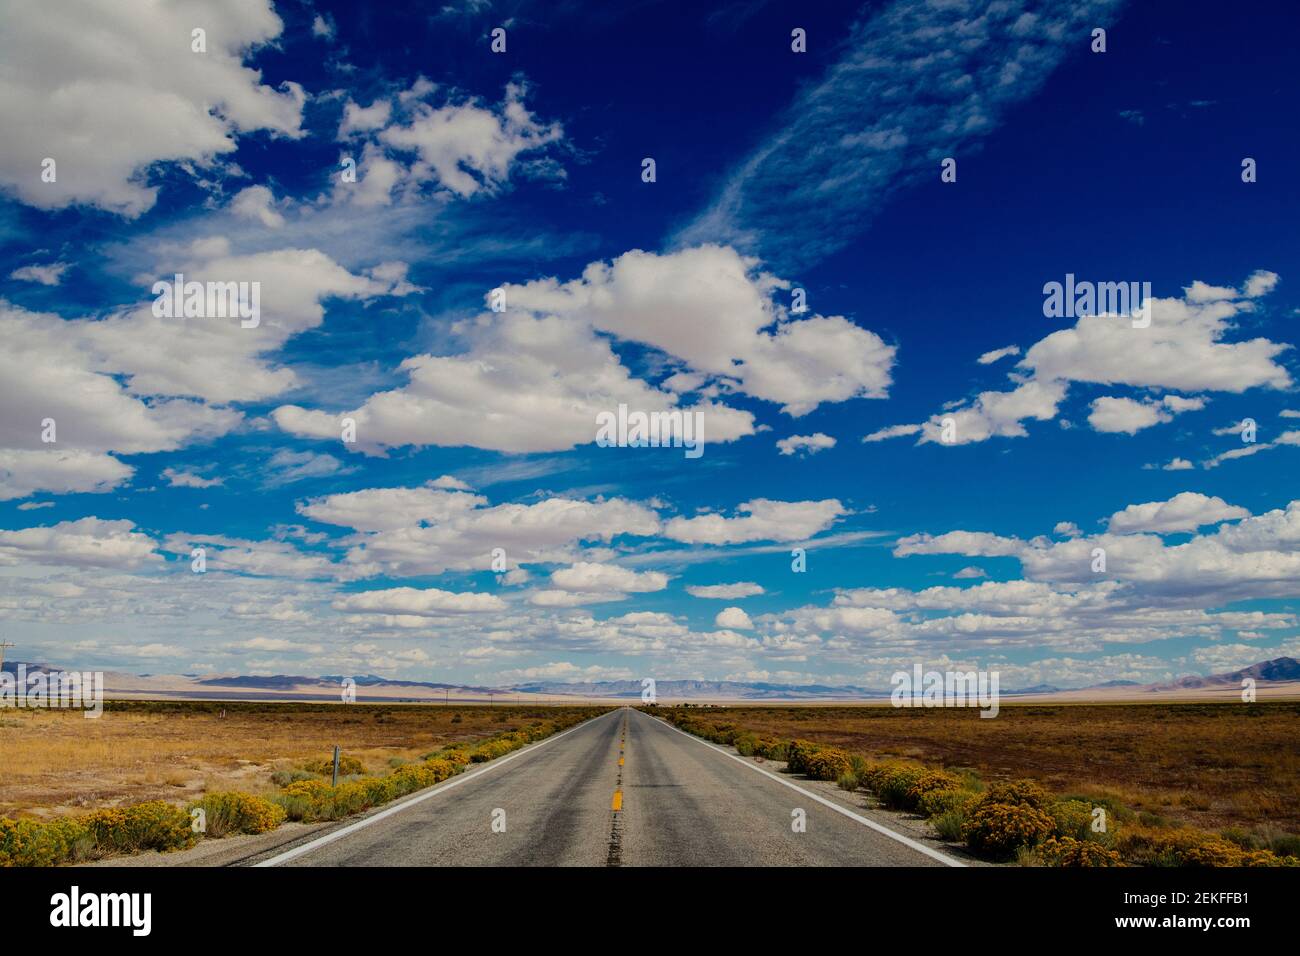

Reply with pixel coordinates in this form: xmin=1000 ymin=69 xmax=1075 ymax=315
xmin=250 ymin=708 xmax=960 ymax=867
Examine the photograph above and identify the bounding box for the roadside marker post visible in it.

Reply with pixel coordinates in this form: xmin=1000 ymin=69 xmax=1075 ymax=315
xmin=332 ymin=745 xmax=340 ymax=787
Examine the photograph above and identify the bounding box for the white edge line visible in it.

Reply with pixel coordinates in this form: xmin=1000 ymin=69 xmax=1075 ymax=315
xmin=255 ymin=709 xmax=622 ymax=867
xmin=645 ymin=710 xmax=967 ymax=867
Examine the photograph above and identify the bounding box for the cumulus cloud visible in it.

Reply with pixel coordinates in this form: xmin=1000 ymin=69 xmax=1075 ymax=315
xmin=876 ymin=273 xmax=1289 ymax=446
xmin=686 ymin=582 xmax=765 ymax=599
xmin=776 ymin=433 xmax=836 ymax=456
xmin=715 ymin=607 xmax=755 ymax=630
xmin=549 ymin=562 xmax=668 ymax=594
xmin=229 ymin=185 xmax=286 ymax=228
xmin=279 ymin=245 xmax=892 ymax=454
xmin=332 ymin=586 xmax=506 ymax=615
xmin=0 ymin=449 xmax=134 ymax=501
xmin=0 ymin=0 xmax=304 ymax=216
xmin=0 ymin=517 xmax=158 ymax=569
xmin=1106 ymin=492 xmax=1250 ymax=534
xmin=665 ymin=499 xmax=845 ymax=545
xmin=9 ymin=262 xmax=70 ymax=286
xmin=161 ymin=467 xmax=223 ymax=489
xmin=299 ymin=484 xmax=661 ymax=578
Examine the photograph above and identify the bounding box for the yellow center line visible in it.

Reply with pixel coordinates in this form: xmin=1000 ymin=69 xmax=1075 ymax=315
xmin=611 ymin=790 xmax=623 ymax=811
xmin=618 ymin=756 xmax=624 ymax=766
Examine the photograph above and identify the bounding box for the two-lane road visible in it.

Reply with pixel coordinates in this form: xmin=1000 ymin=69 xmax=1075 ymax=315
xmin=251 ymin=708 xmax=961 ymax=867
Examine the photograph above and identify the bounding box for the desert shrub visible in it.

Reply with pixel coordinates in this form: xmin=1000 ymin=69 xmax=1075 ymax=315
xmin=470 ymin=739 xmax=514 ymax=762
xmin=756 ymin=738 xmax=789 ymax=761
xmin=423 ymin=758 xmax=456 ymax=783
xmin=1263 ymin=831 xmax=1300 ymax=858
xmin=979 ymin=779 xmax=1051 ymax=811
xmin=450 ymin=713 xmax=462 ymax=723
xmin=932 ymin=809 xmax=967 ymax=842
xmin=1108 ymin=825 xmax=1299 ymax=867
xmin=270 ymin=768 xmax=318 ymax=787
xmin=1037 ymin=836 xmax=1124 ymax=867
xmin=734 ymin=733 xmax=759 ymax=756
xmin=837 ymin=772 xmax=860 ymax=792
xmin=189 ymin=792 xmax=285 ymax=837
xmin=803 ymin=748 xmax=852 ymax=781
xmin=869 ymin=764 xmax=929 ymax=810
xmin=302 ymin=754 xmax=365 ymax=777
xmin=918 ymin=787 xmax=978 ymax=819
xmin=962 ymin=801 xmax=1055 ymax=859
xmin=0 ymin=817 xmax=92 ymax=867
xmin=905 ymin=770 xmax=962 ymax=808
xmin=785 ymin=739 xmax=820 ymax=775
xmin=1049 ymin=799 xmax=1099 ymax=842
xmin=84 ymin=801 xmax=196 ymax=854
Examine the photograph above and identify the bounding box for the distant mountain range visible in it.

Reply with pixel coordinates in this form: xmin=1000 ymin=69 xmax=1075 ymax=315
xmin=3 ymin=657 xmax=1297 ymax=702
xmin=508 ymin=659 xmax=1300 ymax=700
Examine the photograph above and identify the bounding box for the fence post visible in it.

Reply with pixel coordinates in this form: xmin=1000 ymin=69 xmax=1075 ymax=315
xmin=332 ymin=745 xmax=340 ymax=787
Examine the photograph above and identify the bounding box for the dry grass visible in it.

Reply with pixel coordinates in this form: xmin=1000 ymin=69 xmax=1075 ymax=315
xmin=669 ymin=701 xmax=1300 ymax=832
xmin=0 ymin=700 xmax=596 ymax=820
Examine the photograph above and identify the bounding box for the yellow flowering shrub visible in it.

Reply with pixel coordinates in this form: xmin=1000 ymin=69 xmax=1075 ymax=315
xmin=84 ymin=801 xmax=196 ymax=854
xmin=189 ymin=792 xmax=286 ymax=837
xmin=0 ymin=817 xmax=92 ymax=867
xmin=962 ymin=801 xmax=1055 ymax=859
xmin=802 ymin=747 xmax=853 ymax=781
xmin=302 ymin=754 xmax=365 ymax=776
xmin=1037 ymin=836 xmax=1124 ymax=867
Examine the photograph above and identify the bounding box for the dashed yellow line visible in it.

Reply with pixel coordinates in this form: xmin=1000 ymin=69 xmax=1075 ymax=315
xmin=611 ymin=789 xmax=623 ymax=811
xmin=618 ymin=756 xmax=624 ymax=766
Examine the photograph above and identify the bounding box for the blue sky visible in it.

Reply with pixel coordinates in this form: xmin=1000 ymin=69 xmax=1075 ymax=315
xmin=1 ymin=0 xmax=1298 ymax=689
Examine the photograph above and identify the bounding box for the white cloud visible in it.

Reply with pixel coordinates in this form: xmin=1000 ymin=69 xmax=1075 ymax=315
xmin=863 ymin=423 xmax=921 ymax=443
xmin=1088 ymin=394 xmax=1206 ymax=435
xmin=230 ymin=185 xmax=286 ymax=228
xmin=9 ymin=262 xmax=70 ymax=286
xmin=0 ymin=0 xmax=304 ymax=217
xmin=504 ymin=245 xmax=896 ymax=416
xmin=334 ymin=80 xmax=563 ymax=204
xmin=549 ymin=562 xmax=668 ymax=594
xmin=686 ymin=582 xmax=765 ymax=599
xmin=332 ymin=587 xmax=506 ymax=615
xmin=264 ymin=450 xmax=349 ymax=487
xmin=1203 ymin=430 xmax=1300 ymax=469
xmin=311 ymin=14 xmax=336 ymax=40
xmin=665 ymin=499 xmax=845 ymax=545
xmin=776 ymin=433 xmax=836 ymax=456
xmin=1107 ymin=492 xmax=1250 ymax=534
xmin=1087 ymin=396 xmax=1167 ymax=434
xmin=0 ymin=518 xmax=158 ymax=569
xmin=338 ymin=99 xmax=392 ymax=137
xmin=903 ymin=274 xmax=1289 ymax=446
xmin=977 ymin=345 xmax=1020 ymax=365
xmin=161 ymin=467 xmax=223 ymax=489
xmin=300 ymin=486 xmax=662 ymax=578
xmin=0 ymin=449 xmax=134 ymax=501
xmin=715 ymin=607 xmax=754 ymax=630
